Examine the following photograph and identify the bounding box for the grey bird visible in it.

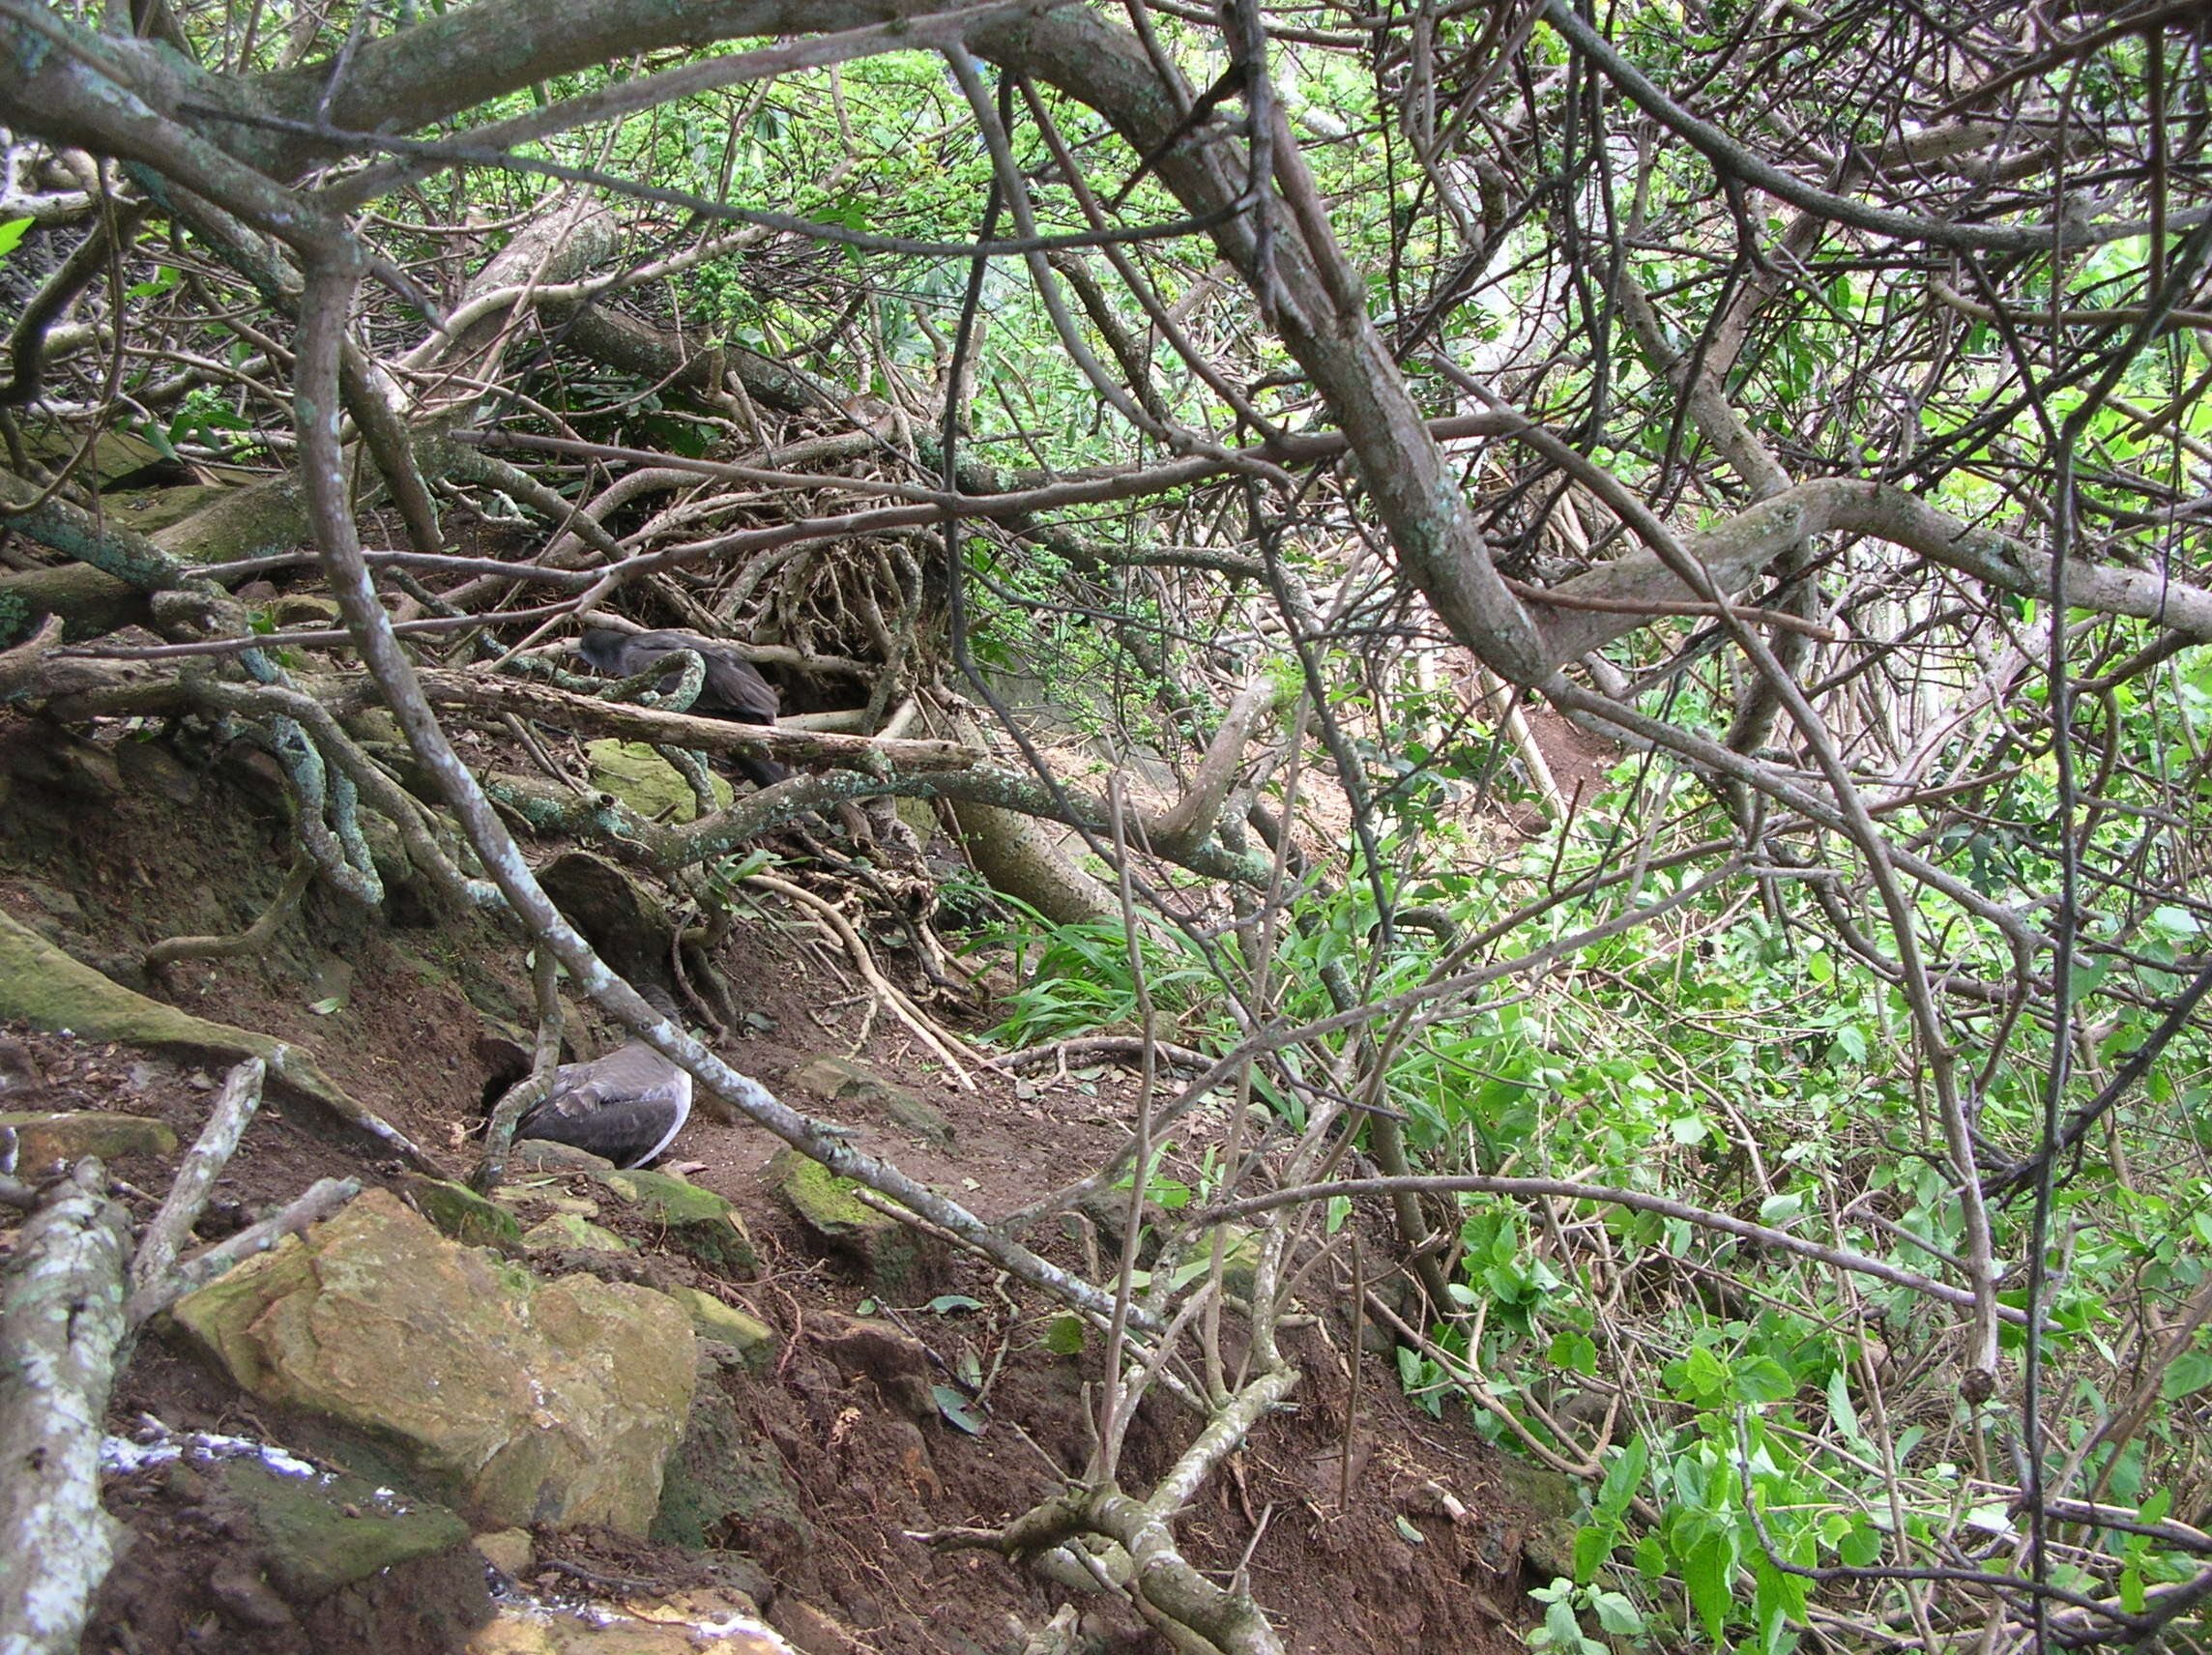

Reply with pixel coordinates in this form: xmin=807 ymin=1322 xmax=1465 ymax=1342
xmin=573 ymin=625 xmax=786 ymax=788
xmin=513 ymin=986 xmax=695 ymax=1169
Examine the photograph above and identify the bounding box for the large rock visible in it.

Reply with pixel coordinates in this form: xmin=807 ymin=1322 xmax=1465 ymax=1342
xmin=597 ymin=1167 xmax=759 ymax=1278
xmin=173 ymin=1189 xmax=696 ymax=1534
xmin=770 ymin=1148 xmax=947 ymax=1298
xmin=218 ymin=1457 xmax=472 ymax=1600
xmin=584 ymin=740 xmax=733 ymax=823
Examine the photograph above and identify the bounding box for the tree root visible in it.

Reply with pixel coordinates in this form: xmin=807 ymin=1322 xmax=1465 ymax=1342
xmin=144 ymin=856 xmax=314 ymax=971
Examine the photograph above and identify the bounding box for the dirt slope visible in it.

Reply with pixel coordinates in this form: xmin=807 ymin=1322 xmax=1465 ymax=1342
xmin=0 ymin=710 xmax=1547 ymax=1655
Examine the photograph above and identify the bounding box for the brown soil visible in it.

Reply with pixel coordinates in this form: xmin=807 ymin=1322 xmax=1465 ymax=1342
xmin=0 ymin=708 xmax=1543 ymax=1655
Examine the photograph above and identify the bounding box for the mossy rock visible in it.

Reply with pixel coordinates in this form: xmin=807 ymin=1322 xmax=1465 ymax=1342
xmin=172 ymin=1190 xmax=695 ymax=1536
xmin=769 ymin=1147 xmax=947 ymax=1299
xmin=583 ymin=740 xmax=732 ymax=824
xmin=596 ymin=1168 xmax=757 ymax=1278
xmin=660 ymin=1286 xmax=775 ymax=1374
xmin=218 ymin=1457 xmax=471 ymax=1600
xmin=1 ymin=1110 xmax=176 ymax=1172
xmin=398 ymin=1175 xmax=523 ymax=1250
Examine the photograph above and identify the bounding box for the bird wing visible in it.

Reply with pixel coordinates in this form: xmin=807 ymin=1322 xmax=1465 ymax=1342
xmin=515 ymin=1044 xmax=692 ymax=1167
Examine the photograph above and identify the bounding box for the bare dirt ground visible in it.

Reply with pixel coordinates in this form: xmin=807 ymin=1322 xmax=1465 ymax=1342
xmin=0 ymin=708 xmax=1544 ymax=1655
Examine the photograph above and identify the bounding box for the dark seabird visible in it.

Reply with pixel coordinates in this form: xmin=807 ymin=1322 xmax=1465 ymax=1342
xmin=574 ymin=625 xmax=786 ymax=788
xmin=513 ymin=988 xmax=694 ymax=1169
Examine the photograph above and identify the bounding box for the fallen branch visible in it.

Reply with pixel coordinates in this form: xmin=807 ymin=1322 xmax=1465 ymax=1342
xmin=126 ymin=1176 xmax=363 ymax=1326
xmin=0 ymin=1161 xmax=132 ymax=1655
xmin=130 ymin=1057 xmax=265 ymax=1292
xmin=743 ymin=871 xmax=981 ymax=1087
xmin=988 ymin=1033 xmax=1222 ymax=1075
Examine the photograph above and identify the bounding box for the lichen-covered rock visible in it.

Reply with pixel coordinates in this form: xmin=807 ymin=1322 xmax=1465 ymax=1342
xmin=770 ymin=1148 xmax=947 ymax=1298
xmin=790 ymin=1056 xmax=953 ymax=1148
xmin=660 ymin=1286 xmax=775 ymax=1373
xmin=172 ymin=1189 xmax=696 ymax=1534
xmin=399 ymin=1174 xmax=523 ymax=1249
xmin=0 ymin=1109 xmax=176 ymax=1171
xmin=597 ymin=1168 xmax=758 ymax=1278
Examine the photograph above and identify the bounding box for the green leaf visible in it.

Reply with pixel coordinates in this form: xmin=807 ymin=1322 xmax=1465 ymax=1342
xmin=924 ymin=1294 xmax=984 ymax=1315
xmin=1757 ymin=1191 xmax=1805 ymax=1227
xmin=1682 ymin=1532 xmax=1735 ymax=1643
xmin=2162 ymin=1350 xmax=2212 ymax=1401
xmin=1041 ymin=1315 xmax=1087 ymax=1356
xmin=1597 ymin=1436 xmax=1648 ymax=1521
xmin=0 ymin=218 xmax=31 ymax=261
xmin=1572 ymin=1523 xmax=1615 ymax=1583
xmin=1549 ymin=1329 xmax=1598 ymax=1377
xmin=1836 ymin=1520 xmax=1882 ymax=1568
xmin=931 ymin=1384 xmax=986 ymax=1435
xmin=1393 ymin=1514 xmax=1426 ymax=1545
xmin=1591 ymin=1590 xmax=1645 ymax=1637
xmin=1825 ymin=1368 xmax=1861 ymax=1442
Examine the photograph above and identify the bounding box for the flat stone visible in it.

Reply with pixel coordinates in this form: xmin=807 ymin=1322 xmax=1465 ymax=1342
xmin=173 ymin=1189 xmax=696 ymax=1535
xmin=0 ymin=1109 xmax=177 ymax=1173
xmin=790 ymin=1056 xmax=953 ymax=1148
xmin=769 ymin=1148 xmax=947 ymax=1299
xmin=216 ymin=1456 xmax=471 ymax=1599
xmin=400 ymin=1174 xmax=524 ymax=1250
xmin=597 ymin=1168 xmax=757 ymax=1278
xmin=509 ymin=1139 xmax=618 ymax=1176
xmin=468 ymin=1599 xmax=795 ymax=1653
xmin=660 ymin=1286 xmax=775 ymax=1373
xmin=522 ymin=1213 xmax=632 ymax=1253
xmin=114 ymin=739 xmax=198 ymax=804
xmin=472 ymin=1527 xmax=535 ymax=1579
